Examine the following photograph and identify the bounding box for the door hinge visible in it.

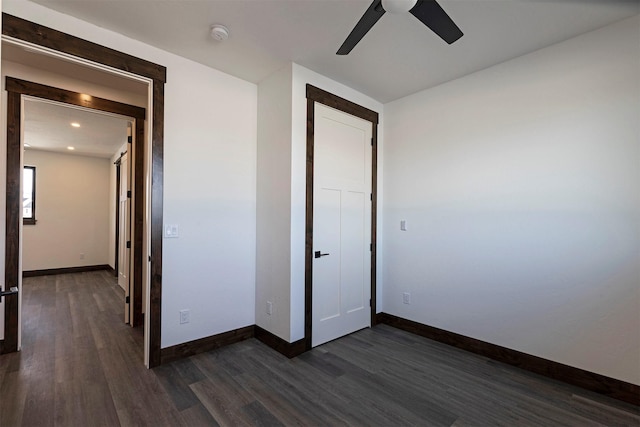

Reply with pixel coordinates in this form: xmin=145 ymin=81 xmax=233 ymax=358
xmin=127 ymin=136 xmax=132 ymax=144
xmin=370 ymin=193 xmax=372 ymax=201
xmin=126 ymin=241 xmax=131 ymax=249
xmin=148 ymin=256 xmax=152 ymax=262
xmin=370 ymin=243 xmax=373 ymax=252
xmin=369 ymin=299 xmax=372 ymax=307
xmin=125 ymin=296 xmax=130 ymax=303
xmin=371 ymin=137 xmax=373 ymax=146
xmin=127 ymin=190 xmax=131 ymax=198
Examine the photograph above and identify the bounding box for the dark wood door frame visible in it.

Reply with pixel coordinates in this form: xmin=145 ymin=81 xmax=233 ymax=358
xmin=2 ymin=13 xmax=166 ymax=367
xmin=5 ymin=77 xmax=144 ymax=326
xmin=304 ymin=84 xmax=379 ymax=351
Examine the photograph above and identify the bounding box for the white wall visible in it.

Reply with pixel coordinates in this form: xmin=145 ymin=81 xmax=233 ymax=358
xmin=256 ymin=64 xmax=293 ymax=340
xmin=2 ymin=0 xmax=258 ymax=349
xmin=160 ymin=56 xmax=256 ymax=348
xmin=383 ymin=16 xmax=640 ymax=385
xmin=23 ymin=150 xmax=111 ymax=270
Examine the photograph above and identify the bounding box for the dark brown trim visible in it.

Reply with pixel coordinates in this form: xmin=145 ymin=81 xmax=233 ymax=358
xmin=149 ymin=80 xmax=165 ymax=367
xmin=2 ymin=14 xmax=166 ymax=83
xmin=306 ymin=84 xmax=378 ymax=124
xmin=6 ymin=78 xmax=146 ymax=120
xmin=5 ymin=77 xmax=147 ymax=330
xmin=2 ymin=91 xmax=21 ymax=354
xmin=131 ymin=118 xmax=144 ymax=328
xmin=255 ymin=326 xmax=307 ymax=359
xmin=370 ymin=121 xmax=378 ymax=326
xmin=304 ymin=96 xmax=315 ymax=351
xmin=305 ymin=84 xmax=379 ymax=350
xmin=377 ymin=313 xmax=640 ymax=406
xmin=23 ymin=264 xmax=113 ymax=278
xmin=160 ymin=326 xmax=254 ymax=365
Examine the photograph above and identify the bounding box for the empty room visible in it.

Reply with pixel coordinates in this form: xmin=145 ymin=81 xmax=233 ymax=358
xmin=0 ymin=0 xmax=638 ymax=425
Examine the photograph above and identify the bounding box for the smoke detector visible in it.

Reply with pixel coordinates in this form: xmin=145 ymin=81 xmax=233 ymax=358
xmin=210 ymin=25 xmax=230 ymax=41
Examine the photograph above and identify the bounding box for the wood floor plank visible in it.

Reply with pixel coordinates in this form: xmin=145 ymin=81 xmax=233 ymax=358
xmin=229 ymin=372 xmax=319 ymax=426
xmin=170 ymin=357 xmax=207 ymax=385
xmin=155 ymin=363 xmax=203 ymax=411
xmin=190 ymin=378 xmax=253 ymax=426
xmin=179 ymin=402 xmax=221 ymax=426
xmin=240 ymin=400 xmax=285 ymax=427
xmin=0 ymin=368 xmax=28 ymax=427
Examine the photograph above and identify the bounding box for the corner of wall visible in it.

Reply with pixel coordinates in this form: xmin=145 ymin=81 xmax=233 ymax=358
xmin=255 ymin=64 xmax=294 ymax=342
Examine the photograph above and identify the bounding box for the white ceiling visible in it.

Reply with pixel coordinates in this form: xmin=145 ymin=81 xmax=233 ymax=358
xmin=23 ymin=0 xmax=640 ymax=103
xmin=24 ymin=98 xmax=131 ymax=159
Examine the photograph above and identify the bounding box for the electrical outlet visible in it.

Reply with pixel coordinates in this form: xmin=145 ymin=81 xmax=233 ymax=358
xmin=179 ymin=309 xmax=190 ymax=324
xmin=403 ymin=292 xmax=411 ymax=304
xmin=266 ymin=301 xmax=273 ymax=315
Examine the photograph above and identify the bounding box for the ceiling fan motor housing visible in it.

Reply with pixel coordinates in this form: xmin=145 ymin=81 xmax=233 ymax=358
xmin=381 ymin=0 xmax=417 ymax=14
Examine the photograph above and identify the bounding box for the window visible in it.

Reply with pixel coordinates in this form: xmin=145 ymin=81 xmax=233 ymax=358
xmin=23 ymin=166 xmax=36 ymax=225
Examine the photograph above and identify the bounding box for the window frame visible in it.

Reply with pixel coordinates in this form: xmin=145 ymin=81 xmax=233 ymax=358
xmin=23 ymin=165 xmax=36 ymax=225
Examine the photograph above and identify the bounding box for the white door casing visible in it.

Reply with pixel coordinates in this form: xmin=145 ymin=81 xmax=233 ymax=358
xmin=312 ymin=102 xmax=372 ymax=347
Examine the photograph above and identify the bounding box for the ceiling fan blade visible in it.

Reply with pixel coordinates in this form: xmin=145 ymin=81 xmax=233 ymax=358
xmin=337 ymin=0 xmax=386 ymax=55
xmin=409 ymin=0 xmax=463 ymax=44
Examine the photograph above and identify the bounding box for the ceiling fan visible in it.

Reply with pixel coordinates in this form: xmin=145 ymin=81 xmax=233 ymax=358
xmin=337 ymin=0 xmax=463 ymax=55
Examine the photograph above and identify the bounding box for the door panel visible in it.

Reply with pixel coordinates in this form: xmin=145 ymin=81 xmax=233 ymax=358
xmin=314 ymin=188 xmax=341 ymax=322
xmin=118 ymin=153 xmax=131 ymax=324
xmin=312 ymin=103 xmax=372 ymax=347
xmin=315 ymin=118 xmax=366 ymax=184
xmin=341 ymin=190 xmax=366 ymax=314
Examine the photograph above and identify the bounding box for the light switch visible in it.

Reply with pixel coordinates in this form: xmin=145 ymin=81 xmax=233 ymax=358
xmin=164 ymin=224 xmax=179 ymax=238
xmin=400 ymin=220 xmax=407 ymax=231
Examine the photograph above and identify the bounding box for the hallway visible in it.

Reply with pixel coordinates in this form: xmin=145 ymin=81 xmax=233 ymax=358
xmin=0 ymin=271 xmax=181 ymax=425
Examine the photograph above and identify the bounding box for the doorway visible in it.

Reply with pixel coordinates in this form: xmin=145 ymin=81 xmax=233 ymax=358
xmin=304 ymin=84 xmax=379 ymax=349
xmin=6 ymin=77 xmax=146 ymax=337
xmin=1 ymin=13 xmax=166 ymax=366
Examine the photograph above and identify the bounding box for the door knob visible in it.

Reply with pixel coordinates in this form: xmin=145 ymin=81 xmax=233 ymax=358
xmin=0 ymin=286 xmax=18 ymax=302
xmin=314 ymin=251 xmax=330 ymax=259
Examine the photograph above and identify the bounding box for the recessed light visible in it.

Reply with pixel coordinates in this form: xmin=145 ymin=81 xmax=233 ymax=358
xmin=71 ymin=122 xmax=80 ymax=128
xmin=67 ymin=146 xmax=75 ymax=150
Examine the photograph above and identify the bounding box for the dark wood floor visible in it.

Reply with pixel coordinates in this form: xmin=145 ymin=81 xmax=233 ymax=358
xmin=1 ymin=271 xmax=638 ymax=426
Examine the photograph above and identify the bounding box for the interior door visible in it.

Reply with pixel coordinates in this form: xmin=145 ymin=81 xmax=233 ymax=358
xmin=118 ymin=152 xmax=131 ymax=324
xmin=312 ymin=102 xmax=372 ymax=347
